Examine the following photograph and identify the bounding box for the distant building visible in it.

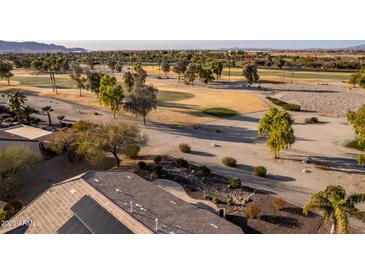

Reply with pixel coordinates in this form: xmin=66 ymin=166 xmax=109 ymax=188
xmin=0 ymin=124 xmax=53 ymax=152
xmin=0 ymin=171 xmax=243 ymax=234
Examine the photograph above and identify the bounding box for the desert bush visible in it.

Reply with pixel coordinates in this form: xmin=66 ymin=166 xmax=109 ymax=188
xmin=283 ymin=103 xmax=301 ymax=111
xmin=245 ymin=204 xmax=261 ymax=219
xmin=226 ymin=198 xmax=234 ymax=206
xmin=229 ymin=177 xmax=241 ymax=189
xmin=176 ymin=158 xmax=189 ymax=168
xmin=138 ymin=161 xmax=147 ymax=170
xmin=57 ymin=115 xmax=65 ymax=122
xmin=356 ymin=154 xmax=365 ymax=166
xmin=254 ymin=166 xmax=267 ymax=177
xmin=153 ymin=155 xmax=162 ymax=164
xmin=212 ymin=197 xmax=219 ymax=204
xmin=203 ymin=194 xmax=211 ymax=200
xmin=222 ymin=156 xmax=237 ymax=167
xmin=266 ymin=96 xmax=301 ymax=111
xmin=198 ymin=165 xmax=211 ymax=177
xmin=271 ymin=197 xmax=286 ymax=210
xmin=152 ymin=165 xmax=163 ymax=177
xmin=124 ymin=144 xmax=141 ymax=159
xmin=0 ymin=200 xmax=23 ymax=221
xmin=305 ymin=117 xmax=319 ymax=124
xmin=179 ymin=143 xmax=191 ymax=153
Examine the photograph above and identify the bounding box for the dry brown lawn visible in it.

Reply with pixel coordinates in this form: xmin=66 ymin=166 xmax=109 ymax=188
xmin=0 ymin=71 xmax=268 ymax=125
xmin=142 ymin=65 xmax=351 ymax=83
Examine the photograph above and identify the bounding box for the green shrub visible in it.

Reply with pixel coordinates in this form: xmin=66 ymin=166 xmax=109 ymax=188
xmin=212 ymin=197 xmax=219 ymax=204
xmin=245 ymin=204 xmax=261 ymax=219
xmin=124 ymin=144 xmax=141 ymax=159
xmin=203 ymin=194 xmax=211 ymax=200
xmin=283 ymin=103 xmax=301 ymax=111
xmin=176 ymin=158 xmax=189 ymax=168
xmin=266 ymin=96 xmax=301 ymax=112
xmin=345 ymin=140 xmax=365 ymax=151
xmin=0 ymin=200 xmax=23 ymax=221
xmin=356 ymin=154 xmax=365 ymax=166
xmin=179 ymin=143 xmax=191 ymax=153
xmin=153 ymin=155 xmax=162 ymax=164
xmin=229 ymin=177 xmax=241 ymax=189
xmin=138 ymin=161 xmax=147 ymax=169
xmin=198 ymin=165 xmax=211 ymax=177
xmin=152 ymin=165 xmax=163 ymax=177
xmin=305 ymin=117 xmax=319 ymax=124
xmin=254 ymin=166 xmax=267 ymax=177
xmin=222 ymin=157 xmax=237 ymax=167
xmin=226 ymin=198 xmax=234 ymax=206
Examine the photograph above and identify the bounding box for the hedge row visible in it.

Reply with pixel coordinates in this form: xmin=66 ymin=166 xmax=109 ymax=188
xmin=266 ymin=97 xmax=301 ymax=111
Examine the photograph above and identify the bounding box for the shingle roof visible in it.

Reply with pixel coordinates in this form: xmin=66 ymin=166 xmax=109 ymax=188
xmin=83 ymin=171 xmax=243 ymax=234
xmin=0 ymin=171 xmax=243 ymax=234
xmin=0 ymin=175 xmax=152 ymax=234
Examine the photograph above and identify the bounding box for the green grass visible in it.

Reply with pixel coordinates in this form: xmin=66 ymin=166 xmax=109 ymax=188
xmin=202 ymin=108 xmax=237 ymax=117
xmin=221 ymin=68 xmax=352 ymax=81
xmin=12 ymin=76 xmax=77 ymax=89
xmin=157 ymin=90 xmax=194 ymax=102
xmin=345 ymin=140 xmax=365 ymax=151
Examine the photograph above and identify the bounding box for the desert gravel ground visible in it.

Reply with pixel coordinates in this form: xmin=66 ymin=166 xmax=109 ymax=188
xmin=1 ymin=79 xmax=365 ymax=231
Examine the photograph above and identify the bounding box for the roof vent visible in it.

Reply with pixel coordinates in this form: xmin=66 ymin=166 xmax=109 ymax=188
xmin=126 ymin=175 xmax=132 ymax=179
xmin=155 ymin=218 xmax=159 ymax=232
xmin=170 ymin=201 xmax=177 ymax=205
xmin=94 ymin=178 xmax=100 ymax=182
xmin=69 ymin=189 xmax=76 ymax=195
xmin=116 ymin=188 xmax=121 ymax=192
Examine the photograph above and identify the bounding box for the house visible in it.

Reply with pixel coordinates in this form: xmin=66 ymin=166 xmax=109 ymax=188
xmin=0 ymin=171 xmax=243 ymax=234
xmin=0 ymin=124 xmax=53 ymax=152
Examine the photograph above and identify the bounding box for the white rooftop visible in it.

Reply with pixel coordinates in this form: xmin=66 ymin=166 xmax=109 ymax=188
xmin=5 ymin=125 xmax=52 ymax=140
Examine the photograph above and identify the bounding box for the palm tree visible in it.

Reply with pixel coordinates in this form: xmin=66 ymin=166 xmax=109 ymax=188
xmin=22 ymin=106 xmax=39 ymax=123
xmin=42 ymin=105 xmax=53 ymax=126
xmin=304 ymin=185 xmax=365 ymax=234
xmin=7 ymin=91 xmax=27 ymax=118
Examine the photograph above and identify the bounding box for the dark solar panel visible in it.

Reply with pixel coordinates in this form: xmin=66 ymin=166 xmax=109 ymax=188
xmin=71 ymin=195 xmax=133 ymax=234
xmin=57 ymin=216 xmax=92 ymax=234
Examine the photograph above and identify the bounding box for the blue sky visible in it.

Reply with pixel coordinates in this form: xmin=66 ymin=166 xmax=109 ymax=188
xmin=39 ymin=40 xmax=365 ymax=51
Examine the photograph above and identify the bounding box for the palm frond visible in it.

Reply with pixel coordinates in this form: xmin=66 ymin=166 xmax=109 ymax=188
xmin=346 ymin=208 xmax=365 ymax=222
xmin=303 ymin=191 xmax=331 ymax=215
xmin=347 ymin=193 xmax=365 ymax=205
xmin=324 ymin=185 xmax=346 ymax=200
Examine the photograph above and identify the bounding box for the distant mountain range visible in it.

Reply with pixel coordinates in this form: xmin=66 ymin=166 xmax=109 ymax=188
xmin=344 ymin=44 xmax=365 ymax=51
xmin=0 ymin=41 xmax=86 ymax=53
xmin=0 ymin=40 xmax=364 ymax=52
xmin=222 ymin=44 xmax=365 ymax=52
